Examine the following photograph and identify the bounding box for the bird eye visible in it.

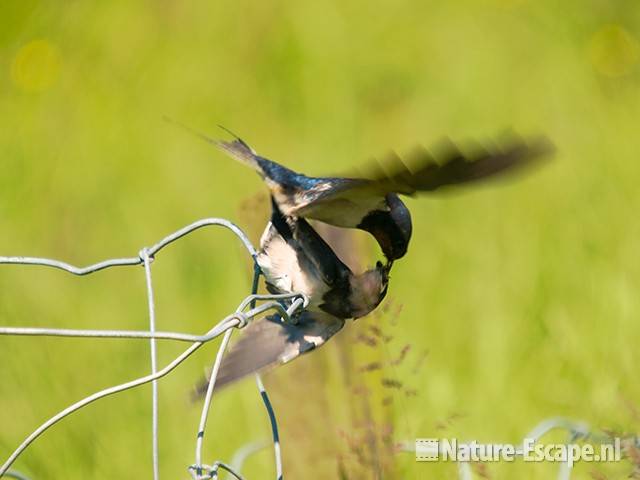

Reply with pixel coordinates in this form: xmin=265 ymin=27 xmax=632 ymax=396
xmin=376 ymin=261 xmax=383 ymax=268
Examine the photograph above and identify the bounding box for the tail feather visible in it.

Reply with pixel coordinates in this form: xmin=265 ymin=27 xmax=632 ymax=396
xmin=164 ymin=116 xmax=265 ymax=174
xmin=214 ymin=137 xmax=264 ymax=174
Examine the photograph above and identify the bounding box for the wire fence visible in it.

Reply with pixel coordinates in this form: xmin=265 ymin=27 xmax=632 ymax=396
xmin=0 ymin=218 xmax=308 ymax=479
xmin=1 ymin=218 xmax=638 ymax=479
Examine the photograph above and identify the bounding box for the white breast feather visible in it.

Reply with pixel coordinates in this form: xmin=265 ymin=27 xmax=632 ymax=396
xmin=257 ymin=222 xmax=327 ymax=300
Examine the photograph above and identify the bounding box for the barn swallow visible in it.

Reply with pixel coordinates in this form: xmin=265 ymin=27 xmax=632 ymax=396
xmin=202 ymin=129 xmax=553 ymax=261
xmin=212 ymin=198 xmax=390 ymax=388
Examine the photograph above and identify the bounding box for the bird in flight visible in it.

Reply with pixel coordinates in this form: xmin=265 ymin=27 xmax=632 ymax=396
xmin=212 ymin=198 xmax=391 ymax=388
xmin=171 ymin=121 xmax=554 ymax=388
xmin=207 ymin=129 xmax=553 ymax=261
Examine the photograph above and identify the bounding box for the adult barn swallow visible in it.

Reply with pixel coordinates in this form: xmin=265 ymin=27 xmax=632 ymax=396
xmin=208 ymin=131 xmax=553 ymax=261
xmin=212 ymin=199 xmax=390 ymax=388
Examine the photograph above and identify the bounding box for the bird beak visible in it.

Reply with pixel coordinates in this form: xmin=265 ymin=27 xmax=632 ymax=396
xmin=382 ymin=260 xmax=393 ymax=280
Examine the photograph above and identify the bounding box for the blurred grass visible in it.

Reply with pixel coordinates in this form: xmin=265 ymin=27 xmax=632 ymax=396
xmin=1 ymin=1 xmax=639 ymax=478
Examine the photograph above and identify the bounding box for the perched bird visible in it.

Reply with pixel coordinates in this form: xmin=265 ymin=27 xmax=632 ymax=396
xmin=205 ymin=130 xmax=553 ymax=261
xmin=212 ymin=199 xmax=391 ymax=388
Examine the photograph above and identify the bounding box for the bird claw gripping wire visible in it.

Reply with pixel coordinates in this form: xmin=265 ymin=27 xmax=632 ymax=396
xmin=236 ymin=292 xmax=309 ymax=326
xmin=282 ymin=293 xmax=309 ymax=325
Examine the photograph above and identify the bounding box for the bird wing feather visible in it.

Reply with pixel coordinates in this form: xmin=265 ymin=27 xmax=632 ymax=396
xmin=210 ymin=311 xmax=345 ymax=389
xmin=291 ymin=135 xmax=554 ymax=215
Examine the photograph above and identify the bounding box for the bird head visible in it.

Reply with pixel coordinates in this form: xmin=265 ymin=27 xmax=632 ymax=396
xmin=357 ymin=193 xmax=412 ymax=261
xmin=348 ymin=260 xmax=392 ymax=319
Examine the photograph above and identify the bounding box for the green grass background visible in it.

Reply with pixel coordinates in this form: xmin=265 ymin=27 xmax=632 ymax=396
xmin=1 ymin=1 xmax=639 ymax=478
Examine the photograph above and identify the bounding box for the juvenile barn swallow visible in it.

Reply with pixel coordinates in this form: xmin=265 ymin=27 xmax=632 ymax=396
xmin=212 ymin=199 xmax=390 ymax=388
xmin=207 ymin=131 xmax=553 ymax=261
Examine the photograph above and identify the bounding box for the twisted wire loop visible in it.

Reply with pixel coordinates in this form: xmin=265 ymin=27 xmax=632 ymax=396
xmin=188 ymin=461 xmax=245 ymax=480
xmin=0 ymin=218 xmax=305 ymax=479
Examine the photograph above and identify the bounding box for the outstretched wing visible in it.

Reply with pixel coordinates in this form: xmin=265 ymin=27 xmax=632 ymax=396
xmin=291 ymin=134 xmax=554 ymax=216
xmin=363 ymin=134 xmax=554 ymax=195
xmin=197 ymin=310 xmax=345 ymax=391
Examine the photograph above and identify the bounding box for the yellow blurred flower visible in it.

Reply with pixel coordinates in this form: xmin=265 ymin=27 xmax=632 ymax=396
xmin=589 ymin=24 xmax=640 ymax=78
xmin=10 ymin=39 xmax=61 ymax=93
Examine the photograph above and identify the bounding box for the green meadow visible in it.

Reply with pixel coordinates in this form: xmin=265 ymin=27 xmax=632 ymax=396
xmin=1 ymin=1 xmax=639 ymax=478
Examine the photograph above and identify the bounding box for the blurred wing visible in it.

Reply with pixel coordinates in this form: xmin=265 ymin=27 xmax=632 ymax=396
xmin=365 ymin=134 xmax=554 ymax=195
xmin=202 ymin=310 xmax=345 ymax=390
xmin=292 ymin=135 xmax=554 ymax=214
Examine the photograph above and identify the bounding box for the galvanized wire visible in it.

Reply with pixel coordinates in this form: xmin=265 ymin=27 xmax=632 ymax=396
xmin=0 ymin=295 xmax=304 ymax=342
xmin=194 ymin=328 xmax=236 ymax=477
xmin=141 ymin=249 xmax=160 ymax=480
xmin=0 ymin=219 xmax=257 ymax=274
xmin=230 ymin=440 xmax=270 ymax=473
xmin=0 ymin=218 xmax=305 ymax=479
xmin=6 ymin=218 xmax=627 ymax=479
xmin=255 ymin=374 xmax=283 ymax=480
xmin=3 ymin=472 xmax=30 ymax=480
